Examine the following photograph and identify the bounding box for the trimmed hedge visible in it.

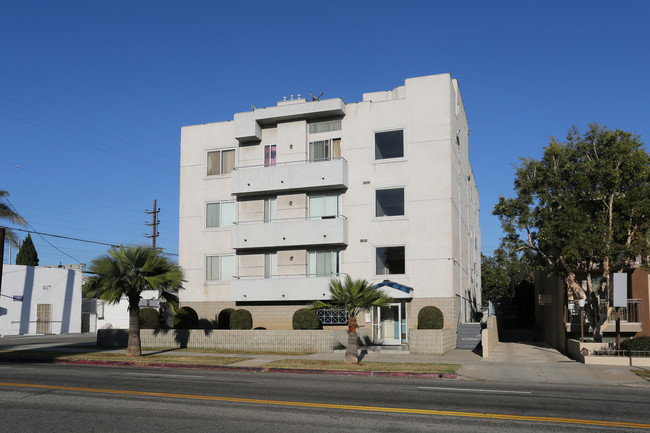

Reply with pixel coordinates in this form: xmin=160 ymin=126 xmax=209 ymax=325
xmin=417 ymin=306 xmax=444 ymax=329
xmin=218 ymin=308 xmax=235 ymax=329
xmin=292 ymin=308 xmax=320 ymax=330
xmin=621 ymin=336 xmax=650 ymax=354
xmin=173 ymin=306 xmax=199 ymax=329
xmin=230 ymin=309 xmax=253 ymax=330
xmin=139 ymin=308 xmax=160 ymax=329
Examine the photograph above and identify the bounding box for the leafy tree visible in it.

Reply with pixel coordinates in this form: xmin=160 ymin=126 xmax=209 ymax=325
xmin=494 ymin=124 xmax=650 ymax=340
xmin=15 ymin=233 xmax=39 ymax=266
xmin=481 ymin=247 xmax=534 ymax=307
xmin=85 ymin=245 xmax=184 ymax=356
xmin=313 ymin=276 xmax=390 ymax=363
xmin=0 ymin=190 xmax=26 ymax=247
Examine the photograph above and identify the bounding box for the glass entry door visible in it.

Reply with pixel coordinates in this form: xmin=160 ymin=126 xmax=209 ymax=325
xmin=373 ymin=303 xmax=402 ymax=345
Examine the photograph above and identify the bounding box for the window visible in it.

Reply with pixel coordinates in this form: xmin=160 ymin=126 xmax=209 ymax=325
xmin=308 ymin=251 xmax=339 ymax=277
xmin=376 ymin=246 xmax=405 ymax=275
xmin=207 ymin=149 xmax=235 ymax=176
xmin=264 ymin=253 xmax=277 ymax=279
xmin=264 ymin=144 xmax=276 ymax=167
xmin=206 ymin=202 xmax=235 ymax=228
xmin=375 ymin=130 xmax=403 ymax=160
xmin=309 ymin=138 xmax=341 ymax=162
xmin=309 ymin=119 xmax=341 ymax=134
xmin=309 ymin=194 xmax=339 ymax=219
xmin=206 ymin=255 xmax=235 ymax=281
xmin=264 ymin=198 xmax=276 ymax=223
xmin=375 ymin=188 xmax=404 ymax=217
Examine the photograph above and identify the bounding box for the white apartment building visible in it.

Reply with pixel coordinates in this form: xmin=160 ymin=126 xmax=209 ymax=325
xmin=179 ymin=73 xmax=480 ymax=344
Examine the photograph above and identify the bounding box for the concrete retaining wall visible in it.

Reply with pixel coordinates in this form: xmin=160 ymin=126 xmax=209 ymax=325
xmin=408 ymin=329 xmax=456 ymax=355
xmin=567 ymin=339 xmax=650 ymax=366
xmin=98 ymin=328 xmax=371 ymax=353
xmin=481 ymin=315 xmax=499 ymax=358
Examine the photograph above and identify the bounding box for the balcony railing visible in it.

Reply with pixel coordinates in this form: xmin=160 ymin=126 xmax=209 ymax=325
xmin=230 ymin=157 xmax=348 ymax=196
xmin=564 ymin=299 xmax=643 ymax=333
xmin=231 ymin=215 xmax=348 ymax=250
xmin=230 ymin=273 xmax=348 ymax=302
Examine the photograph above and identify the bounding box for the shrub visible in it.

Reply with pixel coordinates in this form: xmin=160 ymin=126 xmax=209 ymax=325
xmin=417 ymin=306 xmax=444 ymax=329
xmin=139 ymin=308 xmax=160 ymax=329
xmin=621 ymin=336 xmax=650 ymax=355
xmin=173 ymin=306 xmax=199 ymax=329
xmin=292 ymin=308 xmax=320 ymax=330
xmin=218 ymin=308 xmax=235 ymax=329
xmin=230 ymin=309 xmax=253 ymax=330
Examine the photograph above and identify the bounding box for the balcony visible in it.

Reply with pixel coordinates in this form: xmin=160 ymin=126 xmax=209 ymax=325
xmin=231 ymin=273 xmax=345 ymax=302
xmin=231 ymin=158 xmax=348 ymax=196
xmin=232 ymin=215 xmax=348 ymax=250
xmin=564 ymin=299 xmax=643 ymax=333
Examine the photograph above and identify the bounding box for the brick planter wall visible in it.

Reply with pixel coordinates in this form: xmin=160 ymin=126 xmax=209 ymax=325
xmin=408 ymin=329 xmax=456 ymax=355
xmin=97 ymin=328 xmax=371 ymax=353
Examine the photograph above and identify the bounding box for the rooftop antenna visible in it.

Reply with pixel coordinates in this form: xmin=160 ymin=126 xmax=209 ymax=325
xmin=310 ymin=91 xmax=323 ymax=101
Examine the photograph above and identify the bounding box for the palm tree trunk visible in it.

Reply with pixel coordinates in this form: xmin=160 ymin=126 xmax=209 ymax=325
xmin=127 ymin=305 xmax=141 ymax=356
xmin=345 ymin=316 xmax=359 ymax=364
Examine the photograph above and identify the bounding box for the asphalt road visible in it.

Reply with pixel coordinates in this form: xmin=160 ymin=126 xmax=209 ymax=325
xmin=0 ymin=362 xmax=649 ymax=432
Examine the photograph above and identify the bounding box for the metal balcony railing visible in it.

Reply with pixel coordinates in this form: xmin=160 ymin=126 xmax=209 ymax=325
xmin=565 ymin=298 xmax=643 ymax=324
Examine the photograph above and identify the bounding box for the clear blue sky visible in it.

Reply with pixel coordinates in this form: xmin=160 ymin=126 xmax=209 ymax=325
xmin=1 ymin=1 xmax=649 ymax=266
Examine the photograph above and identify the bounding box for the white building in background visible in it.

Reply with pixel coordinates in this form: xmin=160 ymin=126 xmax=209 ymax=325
xmin=0 ymin=264 xmax=82 ymax=336
xmin=179 ymin=74 xmax=480 ymax=343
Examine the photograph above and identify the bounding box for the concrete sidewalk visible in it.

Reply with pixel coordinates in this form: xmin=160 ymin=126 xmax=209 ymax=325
xmin=1 ymin=334 xmax=648 ymax=386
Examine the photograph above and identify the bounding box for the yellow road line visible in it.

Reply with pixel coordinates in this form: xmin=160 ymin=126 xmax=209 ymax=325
xmin=1 ymin=381 xmax=649 ymax=429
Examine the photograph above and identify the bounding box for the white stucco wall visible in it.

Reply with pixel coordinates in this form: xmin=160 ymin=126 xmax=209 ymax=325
xmin=0 ymin=264 xmax=82 ymax=336
xmin=178 ymin=73 xmax=481 ymax=324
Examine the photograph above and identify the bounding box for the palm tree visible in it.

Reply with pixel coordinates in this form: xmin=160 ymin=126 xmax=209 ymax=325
xmin=313 ymin=276 xmax=390 ymax=363
xmin=85 ymin=245 xmax=184 ymax=356
xmin=0 ymin=190 xmax=26 ymax=247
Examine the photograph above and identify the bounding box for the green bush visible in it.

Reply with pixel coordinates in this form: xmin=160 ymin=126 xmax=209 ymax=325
xmin=173 ymin=306 xmax=199 ymax=329
xmin=417 ymin=306 xmax=444 ymax=329
xmin=292 ymin=308 xmax=320 ymax=330
xmin=139 ymin=308 xmax=160 ymax=329
xmin=230 ymin=309 xmax=253 ymax=330
xmin=218 ymin=308 xmax=235 ymax=329
xmin=621 ymin=336 xmax=650 ymax=355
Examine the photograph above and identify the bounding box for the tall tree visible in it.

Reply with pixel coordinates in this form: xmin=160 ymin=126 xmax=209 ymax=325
xmin=494 ymin=124 xmax=650 ymax=340
xmin=481 ymin=247 xmax=534 ymax=307
xmin=0 ymin=190 xmax=26 ymax=247
xmin=85 ymin=245 xmax=184 ymax=356
xmin=15 ymin=233 xmax=39 ymax=266
xmin=313 ymin=276 xmax=390 ymax=363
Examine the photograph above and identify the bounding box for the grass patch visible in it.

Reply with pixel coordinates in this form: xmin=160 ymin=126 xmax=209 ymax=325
xmin=0 ymin=350 xmax=246 ymax=366
xmin=265 ymin=359 xmax=460 ymax=374
xmin=632 ymin=370 xmax=650 ymax=381
xmin=58 ymin=345 xmax=314 ymax=356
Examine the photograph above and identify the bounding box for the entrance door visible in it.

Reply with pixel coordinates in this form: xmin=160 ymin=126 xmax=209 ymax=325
xmin=374 ymin=304 xmax=402 ymax=345
xmin=37 ymin=304 xmax=52 ymax=334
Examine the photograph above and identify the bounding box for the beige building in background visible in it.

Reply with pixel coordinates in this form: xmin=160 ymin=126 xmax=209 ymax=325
xmin=179 ymin=73 xmax=480 ymax=344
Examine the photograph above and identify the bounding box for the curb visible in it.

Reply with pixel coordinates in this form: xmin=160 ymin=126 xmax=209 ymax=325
xmin=1 ymin=358 xmax=457 ymax=379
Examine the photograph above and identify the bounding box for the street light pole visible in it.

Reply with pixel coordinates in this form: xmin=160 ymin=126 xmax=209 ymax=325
xmin=579 ymin=299 xmax=585 ymax=343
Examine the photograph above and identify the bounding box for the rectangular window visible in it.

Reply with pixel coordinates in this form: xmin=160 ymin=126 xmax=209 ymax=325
xmin=308 ymin=138 xmax=341 ymax=162
xmin=309 ymin=194 xmax=339 ymax=219
xmin=206 ymin=255 xmax=235 ymax=281
xmin=264 ymin=198 xmax=276 ymax=223
xmin=309 ymin=119 xmax=342 ymax=134
xmin=308 ymin=251 xmax=339 ymax=277
xmin=207 ymin=149 xmax=235 ymax=176
xmin=206 ymin=202 xmax=235 ymax=227
xmin=376 ymin=246 xmax=405 ymax=275
xmin=264 ymin=144 xmax=276 ymax=167
xmin=264 ymin=253 xmax=277 ymax=279
xmin=375 ymin=130 xmax=404 ymax=160
xmin=375 ymin=188 xmax=404 ymax=217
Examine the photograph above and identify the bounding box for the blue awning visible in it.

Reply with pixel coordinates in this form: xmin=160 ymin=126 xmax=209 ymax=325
xmin=375 ymin=280 xmax=413 ymax=297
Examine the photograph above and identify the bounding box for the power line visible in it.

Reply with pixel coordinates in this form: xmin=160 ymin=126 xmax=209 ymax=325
xmin=3 ymin=227 xmax=119 ymax=248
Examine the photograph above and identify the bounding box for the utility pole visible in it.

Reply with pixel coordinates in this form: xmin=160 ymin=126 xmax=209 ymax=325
xmin=145 ymin=199 xmax=160 ymax=249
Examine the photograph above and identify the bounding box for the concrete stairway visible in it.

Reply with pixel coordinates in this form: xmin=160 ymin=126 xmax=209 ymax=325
xmin=456 ymin=322 xmax=482 ymax=350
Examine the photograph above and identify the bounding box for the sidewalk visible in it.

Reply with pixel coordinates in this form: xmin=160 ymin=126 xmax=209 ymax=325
xmin=1 ymin=334 xmax=648 ymax=386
